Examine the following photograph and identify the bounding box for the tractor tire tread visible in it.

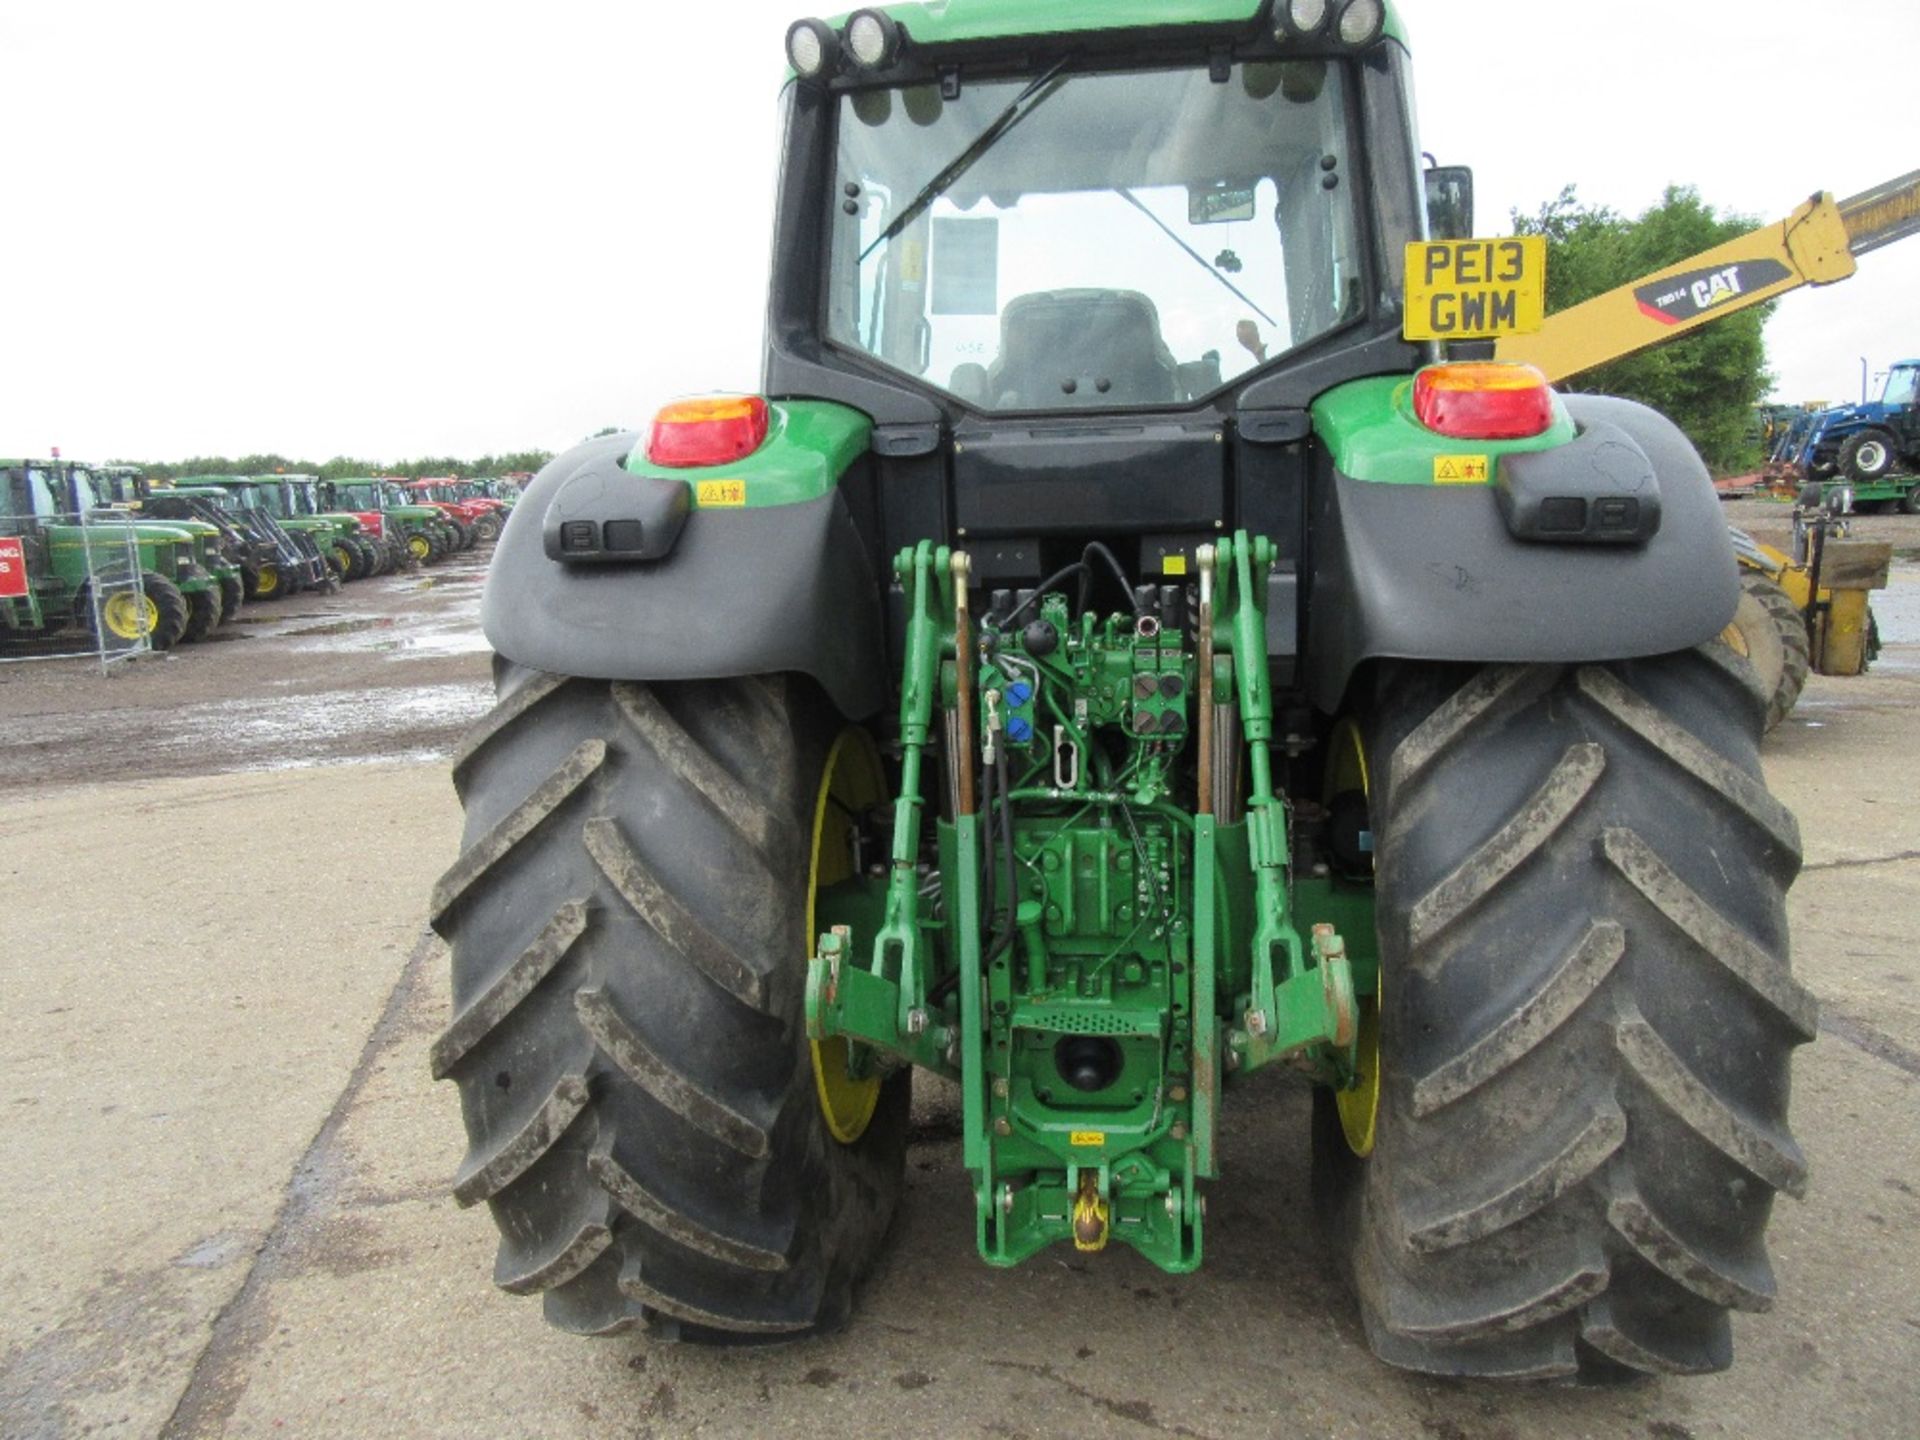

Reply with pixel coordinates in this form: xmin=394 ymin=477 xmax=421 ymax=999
xmin=1323 ymin=648 xmax=1809 ymax=1381
xmin=433 ymin=666 xmax=905 ymax=1343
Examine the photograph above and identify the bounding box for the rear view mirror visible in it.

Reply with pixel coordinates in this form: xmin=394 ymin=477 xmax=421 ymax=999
xmin=1189 ymin=184 xmax=1257 ymax=225
xmin=1425 ymin=165 xmax=1474 ymax=240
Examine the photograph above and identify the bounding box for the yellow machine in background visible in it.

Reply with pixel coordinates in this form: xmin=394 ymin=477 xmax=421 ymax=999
xmin=1726 ymin=522 xmax=1891 ymax=728
xmin=1497 ymin=170 xmax=1920 ymax=383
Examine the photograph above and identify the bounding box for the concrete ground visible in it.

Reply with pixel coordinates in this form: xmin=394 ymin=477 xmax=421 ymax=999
xmin=2 ymin=556 xmax=1918 ymax=1438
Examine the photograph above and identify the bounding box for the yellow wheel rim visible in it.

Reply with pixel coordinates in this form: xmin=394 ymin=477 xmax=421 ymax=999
xmin=808 ymin=726 xmax=888 ymax=1144
xmin=1325 ymin=718 xmax=1382 ymax=1158
xmin=102 ymin=591 xmax=156 ymax=640
xmin=258 ymin=566 xmax=279 ymax=596
xmin=408 ymin=534 xmax=431 ymax=559
xmin=334 ymin=545 xmax=353 ymax=571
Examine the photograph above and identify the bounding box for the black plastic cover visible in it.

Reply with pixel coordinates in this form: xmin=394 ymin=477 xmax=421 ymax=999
xmin=484 ymin=434 xmax=886 ymax=719
xmin=1495 ymin=420 xmax=1661 ymax=545
xmin=540 ymin=452 xmax=691 ymax=565
xmin=952 ymin=418 xmax=1225 ymax=537
xmin=1303 ymin=395 xmax=1739 ymax=712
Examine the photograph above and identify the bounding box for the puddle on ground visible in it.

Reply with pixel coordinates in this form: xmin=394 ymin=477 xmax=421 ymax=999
xmin=282 ymin=617 xmax=398 ymax=638
xmin=0 ymin=682 xmax=492 ymax=776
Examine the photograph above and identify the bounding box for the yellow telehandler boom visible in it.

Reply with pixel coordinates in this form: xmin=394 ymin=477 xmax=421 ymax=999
xmin=1495 ymin=169 xmax=1920 ymax=383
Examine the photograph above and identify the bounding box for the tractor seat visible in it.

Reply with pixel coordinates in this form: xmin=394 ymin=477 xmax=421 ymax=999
xmin=985 ymin=289 xmax=1178 ymax=410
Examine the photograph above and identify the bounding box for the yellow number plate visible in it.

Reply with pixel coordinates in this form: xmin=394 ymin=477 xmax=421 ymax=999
xmin=695 ymin=479 xmax=746 ymax=507
xmin=1403 ymin=236 xmax=1547 ymax=341
xmin=1069 ymin=1130 xmax=1106 ymax=1148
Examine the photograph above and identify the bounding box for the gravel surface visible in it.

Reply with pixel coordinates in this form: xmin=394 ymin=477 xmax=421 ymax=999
xmin=0 ymin=550 xmax=493 ymax=788
xmin=4 ymin=524 xmax=1920 ymax=1437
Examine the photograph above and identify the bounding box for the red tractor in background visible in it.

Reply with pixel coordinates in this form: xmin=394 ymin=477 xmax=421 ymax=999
xmin=390 ymin=477 xmax=499 ymax=548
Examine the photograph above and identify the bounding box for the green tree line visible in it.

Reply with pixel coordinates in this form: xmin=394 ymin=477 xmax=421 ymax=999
xmin=121 ymin=451 xmax=557 ymax=483
xmin=1512 ymin=183 xmax=1772 ymax=473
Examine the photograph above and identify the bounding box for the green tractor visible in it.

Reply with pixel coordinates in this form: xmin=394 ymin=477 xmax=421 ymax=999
xmin=283 ymin=474 xmax=396 ymax=578
xmin=90 ymin=465 xmax=247 ymax=635
xmin=323 ymin=478 xmax=462 ymax=567
xmin=431 ymin=1 xmax=1809 ymax=1381
xmin=171 ymin=478 xmax=330 ymax=599
xmin=2 ymin=460 xmax=207 ymax=650
xmin=214 ymin=477 xmax=369 ymax=584
xmin=476 ymin=477 xmax=522 ymax=511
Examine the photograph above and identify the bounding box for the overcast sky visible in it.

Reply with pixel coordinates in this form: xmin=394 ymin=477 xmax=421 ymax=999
xmin=3 ymin=0 xmax=1915 ymax=463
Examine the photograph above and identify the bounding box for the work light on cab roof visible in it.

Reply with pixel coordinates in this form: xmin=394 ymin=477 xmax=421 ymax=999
xmin=645 ymin=395 xmax=770 ymax=468
xmin=785 ymin=16 xmax=839 ymax=78
xmin=786 ymin=0 xmax=1391 ymax=82
xmin=845 ymin=8 xmax=902 ymax=68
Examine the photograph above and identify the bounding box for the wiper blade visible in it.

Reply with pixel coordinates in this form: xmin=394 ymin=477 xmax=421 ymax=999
xmin=859 ymin=55 xmax=1073 ymax=263
xmin=1116 ymin=188 xmax=1277 ymax=329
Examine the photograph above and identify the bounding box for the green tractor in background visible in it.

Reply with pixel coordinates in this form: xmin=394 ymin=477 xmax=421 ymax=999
xmin=324 ymin=478 xmax=463 ymax=567
xmin=433 ymin=0 xmax=1809 ymax=1381
xmin=3 ymin=460 xmax=207 ymax=649
xmin=61 ymin=461 xmax=229 ymax=643
xmin=284 ymin=473 xmax=396 ymax=577
xmin=91 ymin=465 xmax=247 ymax=634
xmin=476 ymin=477 xmax=522 ymax=510
xmin=216 ymin=476 xmax=373 ymax=584
xmin=171 ymin=478 xmax=330 ymax=599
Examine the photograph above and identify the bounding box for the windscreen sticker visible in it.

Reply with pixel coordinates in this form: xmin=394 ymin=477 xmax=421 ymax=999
xmin=1633 ymin=259 xmax=1792 ymax=325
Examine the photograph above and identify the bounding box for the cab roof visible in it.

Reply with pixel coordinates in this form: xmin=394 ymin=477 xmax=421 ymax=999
xmin=827 ymin=1 xmax=1408 ymax=49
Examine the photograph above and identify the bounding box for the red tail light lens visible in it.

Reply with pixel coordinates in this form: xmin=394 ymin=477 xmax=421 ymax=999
xmin=1413 ymin=363 xmax=1554 ymax=440
xmin=647 ymin=395 xmax=771 ymax=468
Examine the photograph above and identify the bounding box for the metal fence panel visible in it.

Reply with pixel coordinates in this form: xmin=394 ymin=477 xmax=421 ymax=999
xmin=0 ymin=510 xmax=150 ymax=672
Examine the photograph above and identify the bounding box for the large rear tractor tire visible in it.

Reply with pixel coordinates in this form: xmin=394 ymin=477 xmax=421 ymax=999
xmin=251 ymin=562 xmax=285 ymax=600
xmin=431 ymin=665 xmax=907 ymax=1341
xmin=180 ymin=585 xmax=220 ymax=643
xmin=1723 ymin=572 xmax=1812 ymax=732
xmin=473 ymin=512 xmax=503 ymax=544
xmin=1314 ymin=649 xmax=1810 ymax=1381
xmin=1902 ymin=485 xmax=1920 ymax=517
xmin=218 ymin=574 xmax=244 ymax=625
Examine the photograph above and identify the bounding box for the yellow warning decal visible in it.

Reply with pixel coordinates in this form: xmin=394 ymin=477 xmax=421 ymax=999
xmin=1432 ymin=455 xmax=1490 ymax=485
xmin=1162 ymin=554 xmax=1189 ymax=577
xmin=1069 ymin=1130 xmax=1106 ymax=1148
xmin=696 ymin=478 xmax=747 ymax=507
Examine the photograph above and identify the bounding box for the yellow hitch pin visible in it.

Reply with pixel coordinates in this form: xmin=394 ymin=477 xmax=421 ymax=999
xmin=1071 ymin=1171 xmax=1110 ymax=1253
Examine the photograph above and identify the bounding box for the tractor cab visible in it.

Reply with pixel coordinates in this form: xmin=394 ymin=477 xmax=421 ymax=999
xmin=327 ymin=478 xmax=462 ymax=563
xmin=179 ymin=478 xmax=331 ymax=594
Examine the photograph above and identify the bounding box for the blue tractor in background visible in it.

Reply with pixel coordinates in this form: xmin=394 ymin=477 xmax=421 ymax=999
xmin=1768 ymin=358 xmax=1920 ymax=512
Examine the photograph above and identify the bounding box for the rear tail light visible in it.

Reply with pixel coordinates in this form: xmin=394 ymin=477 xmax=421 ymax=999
xmin=647 ymin=395 xmax=771 ymax=468
xmin=1413 ymin=362 xmax=1554 ymax=440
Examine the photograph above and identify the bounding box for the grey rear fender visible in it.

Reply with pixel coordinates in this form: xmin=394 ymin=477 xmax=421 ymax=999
xmin=481 ymin=433 xmax=886 ymax=719
xmin=1304 ymin=394 xmax=1739 ymax=712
